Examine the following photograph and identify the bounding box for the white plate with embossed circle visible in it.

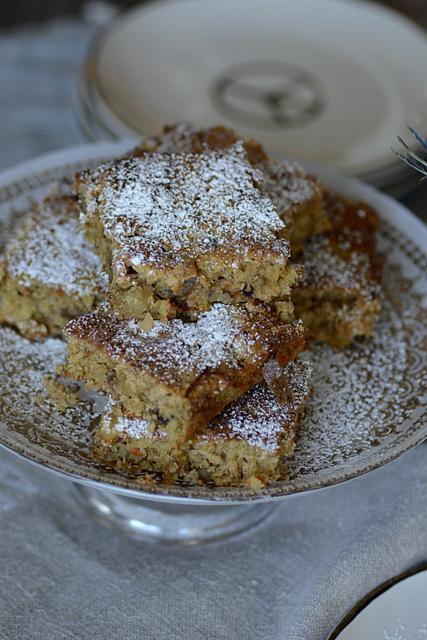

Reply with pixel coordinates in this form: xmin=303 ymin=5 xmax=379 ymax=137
xmin=77 ymin=0 xmax=427 ymax=192
xmin=0 ymin=141 xmax=426 ymax=543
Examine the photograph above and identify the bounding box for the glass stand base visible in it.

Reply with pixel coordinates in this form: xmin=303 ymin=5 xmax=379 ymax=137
xmin=74 ymin=484 xmax=277 ymax=544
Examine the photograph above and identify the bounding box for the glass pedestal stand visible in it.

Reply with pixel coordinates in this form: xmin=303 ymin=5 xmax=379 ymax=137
xmin=75 ymin=484 xmax=278 ymax=544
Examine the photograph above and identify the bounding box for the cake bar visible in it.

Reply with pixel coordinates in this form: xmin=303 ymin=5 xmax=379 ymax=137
xmin=63 ymin=302 xmax=305 ymax=444
xmin=186 ymin=359 xmax=312 ymax=487
xmin=0 ymin=187 xmax=108 ymax=340
xmin=294 ymin=193 xmax=382 ymax=347
xmin=74 ymin=142 xmax=299 ymax=323
xmin=131 ymin=123 xmax=329 ymax=253
xmin=92 ymin=359 xmax=313 ymax=488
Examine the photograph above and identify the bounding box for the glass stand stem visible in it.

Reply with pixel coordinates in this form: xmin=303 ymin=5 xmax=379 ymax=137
xmin=74 ymin=484 xmax=278 ymax=544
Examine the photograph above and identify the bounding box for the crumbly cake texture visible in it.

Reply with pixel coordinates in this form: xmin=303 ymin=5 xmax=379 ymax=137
xmin=294 ymin=193 xmax=382 ymax=348
xmin=93 ymin=400 xmax=185 ymax=479
xmin=74 ymin=142 xmax=299 ymax=323
xmin=92 ymin=359 xmax=313 ymax=488
xmin=0 ymin=277 xmax=413 ymax=489
xmin=131 ymin=123 xmax=329 ymax=253
xmin=0 ymin=188 xmax=108 ymax=340
xmin=43 ymin=374 xmax=83 ymax=412
xmin=186 ymin=359 xmax=312 ymax=487
xmin=263 ymin=159 xmax=329 ymax=254
xmin=63 ymin=302 xmax=306 ymax=444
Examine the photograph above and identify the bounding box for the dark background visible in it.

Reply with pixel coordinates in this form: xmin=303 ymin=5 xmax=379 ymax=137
xmin=1 ymin=0 xmax=427 ymax=27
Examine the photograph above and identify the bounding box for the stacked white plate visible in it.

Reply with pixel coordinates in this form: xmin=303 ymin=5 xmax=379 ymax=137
xmin=75 ymin=0 xmax=427 ymax=194
xmin=331 ymin=567 xmax=427 ymax=639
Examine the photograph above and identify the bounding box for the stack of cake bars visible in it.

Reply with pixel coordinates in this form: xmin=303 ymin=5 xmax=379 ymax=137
xmin=0 ymin=124 xmax=382 ymax=487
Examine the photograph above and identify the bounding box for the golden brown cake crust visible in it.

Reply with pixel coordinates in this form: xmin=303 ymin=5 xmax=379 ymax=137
xmin=298 ymin=193 xmax=381 ymax=297
xmin=131 ymin=122 xmax=268 ymax=166
xmin=263 ymin=160 xmax=329 ymax=252
xmin=201 ymin=359 xmax=312 ymax=450
xmin=76 ymin=144 xmax=288 ymax=271
xmin=65 ymin=303 xmax=304 ymax=388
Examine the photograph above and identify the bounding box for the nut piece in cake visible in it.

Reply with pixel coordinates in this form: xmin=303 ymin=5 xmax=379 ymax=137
xmin=63 ymin=302 xmax=306 ymax=444
xmin=74 ymin=141 xmax=300 ymax=323
xmin=92 ymin=359 xmax=313 ymax=488
xmin=294 ymin=193 xmax=382 ymax=348
xmin=131 ymin=123 xmax=328 ymax=253
xmin=0 ymin=189 xmax=108 ymax=340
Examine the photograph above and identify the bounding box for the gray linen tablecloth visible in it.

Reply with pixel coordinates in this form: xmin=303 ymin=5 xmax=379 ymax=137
xmin=1 ymin=13 xmax=427 ymax=640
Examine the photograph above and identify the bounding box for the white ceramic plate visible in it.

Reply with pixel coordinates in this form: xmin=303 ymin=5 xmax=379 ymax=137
xmin=332 ymin=567 xmax=427 ymax=639
xmin=79 ymin=0 xmax=427 ymax=184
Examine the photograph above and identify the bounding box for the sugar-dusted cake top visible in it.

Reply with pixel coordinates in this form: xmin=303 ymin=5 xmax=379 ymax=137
xmin=299 ymin=193 xmax=381 ymax=298
xmin=263 ymin=159 xmax=323 ymax=223
xmin=76 ymin=143 xmax=289 ymax=272
xmin=65 ymin=302 xmax=304 ymax=389
xmin=299 ymin=235 xmax=377 ymax=296
xmin=133 ymin=122 xmax=323 ymax=225
xmin=205 ymin=359 xmax=312 ymax=451
xmin=99 ymin=359 xmax=312 ymax=451
xmin=3 ymin=187 xmax=108 ymax=297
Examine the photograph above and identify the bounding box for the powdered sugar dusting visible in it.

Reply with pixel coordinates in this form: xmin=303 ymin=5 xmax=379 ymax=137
xmin=205 ymin=360 xmax=312 ymax=451
xmin=299 ymin=234 xmax=380 ymax=298
xmin=0 ymin=327 xmax=94 ymax=452
xmin=263 ymin=159 xmax=320 ymax=220
xmin=66 ymin=302 xmax=291 ymax=384
xmin=4 ymin=191 xmax=108 ymax=297
xmin=0 ymin=258 xmax=424 ymax=491
xmin=80 ymin=144 xmax=288 ymax=269
xmin=98 ymin=360 xmax=312 ymax=451
xmin=112 ymin=413 xmax=153 ymax=440
xmin=132 ymin=122 xmax=210 ymax=155
xmin=288 ymin=296 xmax=408 ymax=477
xmin=101 ymin=399 xmax=154 ymax=440
xmin=132 ymin=124 xmax=318 ymax=222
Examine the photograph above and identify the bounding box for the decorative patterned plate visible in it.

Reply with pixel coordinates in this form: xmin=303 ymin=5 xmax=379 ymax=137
xmin=0 ymin=142 xmax=426 ymax=505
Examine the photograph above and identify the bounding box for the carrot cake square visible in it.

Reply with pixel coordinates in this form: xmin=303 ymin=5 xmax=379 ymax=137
xmin=132 ymin=123 xmax=329 ymax=253
xmin=0 ymin=187 xmax=108 ymax=340
xmin=63 ymin=302 xmax=305 ymax=443
xmin=74 ymin=143 xmax=299 ymax=323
